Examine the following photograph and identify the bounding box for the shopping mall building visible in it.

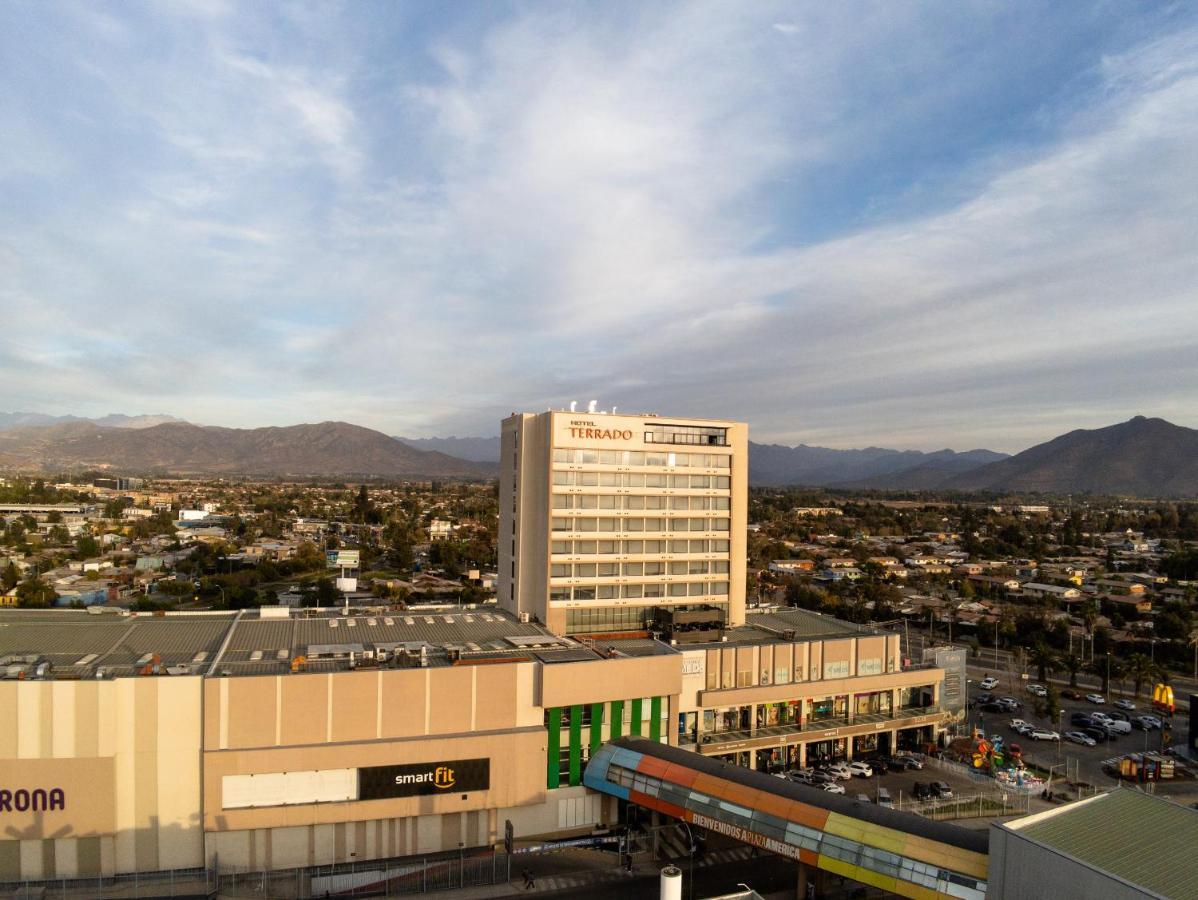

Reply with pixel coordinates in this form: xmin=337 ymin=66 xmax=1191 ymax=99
xmin=0 ymin=603 xmax=946 ymax=882
xmin=1 ymin=409 xmax=947 ymax=883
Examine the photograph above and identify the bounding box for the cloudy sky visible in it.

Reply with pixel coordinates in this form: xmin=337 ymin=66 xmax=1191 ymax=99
xmin=2 ymin=2 xmax=1196 ymax=452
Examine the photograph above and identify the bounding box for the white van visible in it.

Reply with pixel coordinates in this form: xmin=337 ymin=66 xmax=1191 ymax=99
xmin=1107 ymin=719 xmax=1132 ymax=734
xmin=876 ymin=788 xmax=893 ymax=808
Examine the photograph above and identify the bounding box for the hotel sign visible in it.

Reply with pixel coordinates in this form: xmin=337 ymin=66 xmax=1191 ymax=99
xmin=358 ymin=758 xmax=490 ymax=800
xmin=568 ymin=420 xmax=634 ymax=441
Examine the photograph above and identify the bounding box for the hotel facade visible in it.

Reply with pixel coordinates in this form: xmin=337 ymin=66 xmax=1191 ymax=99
xmin=498 ymin=410 xmax=749 ymax=637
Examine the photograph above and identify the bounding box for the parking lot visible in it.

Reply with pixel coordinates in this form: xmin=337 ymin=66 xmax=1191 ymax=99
xmin=965 ymin=676 xmax=1195 ymax=797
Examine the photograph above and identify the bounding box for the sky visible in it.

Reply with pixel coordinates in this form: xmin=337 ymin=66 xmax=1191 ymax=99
xmin=1 ymin=1 xmax=1197 ymax=453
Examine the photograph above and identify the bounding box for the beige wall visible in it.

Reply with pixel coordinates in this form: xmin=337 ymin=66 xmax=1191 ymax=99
xmin=539 ymin=655 xmax=682 ymax=708
xmin=0 ymin=677 xmax=203 ymax=880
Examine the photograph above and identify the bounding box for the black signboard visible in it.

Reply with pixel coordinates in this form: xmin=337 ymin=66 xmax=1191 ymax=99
xmin=358 ymin=758 xmax=490 ymax=800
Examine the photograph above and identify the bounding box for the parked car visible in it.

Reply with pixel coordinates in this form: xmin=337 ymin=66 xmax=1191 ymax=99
xmin=1062 ymin=689 xmax=1084 ymax=700
xmin=826 ymin=763 xmax=853 ymax=781
xmin=1106 ymin=719 xmax=1132 ymax=735
xmin=1090 ymin=711 xmax=1112 ymax=724
xmin=855 ymin=793 xmax=872 ymax=804
xmin=1135 ymin=715 xmax=1162 ymax=730
xmin=980 ymin=677 xmax=999 ymax=690
xmin=930 ymin=781 xmax=953 ymax=798
xmin=913 ymin=781 xmax=931 ymax=800
xmin=821 ymin=782 xmax=846 ymax=794
xmin=1083 ymin=726 xmax=1112 ymax=743
xmin=876 ymin=788 xmax=893 ymax=808
xmin=808 ymin=771 xmax=835 ymax=785
xmin=848 ymin=761 xmax=874 ymax=778
xmin=869 ymin=757 xmax=890 ymax=774
xmin=1071 ymin=712 xmax=1094 ymax=727
xmin=892 ymin=754 xmax=923 ymax=770
xmin=997 ymin=697 xmax=1022 ymax=710
xmin=1028 ymin=729 xmax=1060 ymax=741
xmin=1010 ymin=719 xmax=1033 ymax=735
xmin=975 ymin=692 xmax=994 ymax=705
xmin=786 ymin=770 xmax=815 ymax=785
xmin=1086 ymin=693 xmax=1106 ymax=704
xmin=980 ymin=702 xmax=1006 ymax=713
xmin=1065 ymin=731 xmax=1096 ymax=746
xmin=1027 ymin=684 xmax=1047 ymax=698
xmin=1114 ymin=699 xmax=1136 ymax=711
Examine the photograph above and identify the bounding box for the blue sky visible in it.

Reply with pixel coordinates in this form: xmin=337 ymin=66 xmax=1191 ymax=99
xmin=2 ymin=1 xmax=1196 ymax=452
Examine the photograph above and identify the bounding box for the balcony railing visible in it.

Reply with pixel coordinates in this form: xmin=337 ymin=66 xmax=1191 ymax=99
xmin=685 ymin=705 xmax=941 ymax=750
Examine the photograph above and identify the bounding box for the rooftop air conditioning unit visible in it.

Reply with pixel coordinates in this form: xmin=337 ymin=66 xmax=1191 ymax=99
xmin=519 ymin=612 xmax=531 ymax=623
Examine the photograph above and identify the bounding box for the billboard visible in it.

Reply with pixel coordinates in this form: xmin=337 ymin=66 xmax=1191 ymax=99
xmin=327 ymin=550 xmax=360 ymax=569
xmin=358 ymin=758 xmax=490 ymax=800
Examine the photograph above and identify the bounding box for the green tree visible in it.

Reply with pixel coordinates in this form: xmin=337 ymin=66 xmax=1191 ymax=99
xmin=1061 ymin=654 xmax=1083 ymax=688
xmin=16 ymin=574 xmax=56 ymax=608
xmin=74 ymin=534 xmax=100 ymax=560
xmin=1 ymin=561 xmax=20 ymax=591
xmin=1125 ymin=653 xmax=1155 ymax=698
xmin=1029 ymin=643 xmax=1058 ymax=684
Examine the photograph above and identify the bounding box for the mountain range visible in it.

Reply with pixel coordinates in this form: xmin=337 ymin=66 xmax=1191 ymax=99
xmin=1 ymin=412 xmax=1195 ymax=496
xmin=0 ymin=421 xmax=491 ymax=478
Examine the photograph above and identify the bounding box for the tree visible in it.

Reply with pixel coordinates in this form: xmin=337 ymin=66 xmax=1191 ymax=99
xmin=1029 ymin=644 xmax=1058 ymax=684
xmin=0 ymin=561 xmax=18 ymax=591
xmin=1125 ymin=653 xmax=1155 ymax=698
xmin=16 ymin=574 xmax=56 ymax=608
xmin=1061 ymin=654 xmax=1083 ymax=688
xmin=74 ymin=534 xmax=100 ymax=560
xmin=1044 ymin=683 xmax=1061 ymax=726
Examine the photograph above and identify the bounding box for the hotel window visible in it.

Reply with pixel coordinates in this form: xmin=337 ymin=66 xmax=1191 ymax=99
xmin=625 ymin=540 xmax=643 ymax=553
xmin=598 ymin=495 xmax=619 ymax=509
xmin=644 ymin=518 xmax=665 ymax=531
xmin=713 ymin=540 xmax=729 ymax=552
xmin=551 ymin=564 xmax=570 ymax=577
xmin=687 ymin=583 xmax=708 ymax=596
xmin=670 ymin=496 xmax=689 ymax=509
xmin=599 ymin=450 xmax=621 ymax=464
xmin=711 ymin=582 xmax=729 ymax=595
xmin=574 ymin=587 xmax=596 ymax=600
xmin=712 ymin=518 xmax=730 ymax=531
xmin=712 ymin=497 xmax=729 ymax=510
xmin=689 ymin=475 xmax=710 ymax=489
xmin=578 ymin=472 xmax=599 ymax=486
xmin=551 ymin=588 xmax=570 ymax=602
xmin=644 ymin=540 xmax=664 ymax=553
xmin=645 ymin=496 xmax=667 ymax=510
xmin=552 ymin=496 xmax=570 ymax=509
xmin=668 ymin=583 xmax=688 ymax=597
xmin=597 ymin=540 xmax=618 ymax=553
xmin=575 ymin=564 xmax=596 ymax=577
xmin=597 ymin=562 xmax=619 ymax=577
xmin=645 ymin=474 xmax=667 ymax=488
xmin=576 ymin=541 xmax=596 ymax=554
xmin=577 ymin=450 xmax=599 ymax=464
xmin=643 ymin=424 xmax=728 ymax=446
xmin=553 ymin=471 xmax=570 ymax=485
xmin=597 ymin=518 xmax=618 ymax=531
xmin=625 ymin=473 xmax=645 ymax=487
xmin=551 ymin=541 xmax=570 ymax=553
xmin=578 ymin=495 xmax=598 ymax=509
xmin=643 ymin=583 xmax=665 ymax=598
xmin=623 ymin=563 xmax=643 ymax=576
xmin=688 ymin=560 xmax=708 ymax=574
xmin=626 ymin=518 xmax=644 ymax=532
xmin=715 ymin=476 xmax=731 ymax=489
xmin=624 ymin=584 xmax=644 ymax=598
xmin=643 ymin=562 xmax=665 ymax=576
xmin=552 ymin=517 xmax=570 ymax=531
xmin=599 ymin=472 xmax=620 ymax=486
xmin=712 ymin=561 xmax=729 ymax=573
xmin=646 ymin=452 xmax=668 ymax=466
xmin=670 ymin=540 xmax=690 ymax=553
xmin=668 ymin=561 xmax=688 ymax=575
xmin=627 ymin=451 xmax=645 ymax=465
xmin=553 ymin=449 xmax=569 ymax=463
xmin=669 ymin=475 xmax=689 ymax=489
xmin=626 ymin=496 xmax=645 ymax=509
xmin=576 ymin=518 xmax=597 ymax=532
xmin=597 ymin=585 xmax=619 ymax=599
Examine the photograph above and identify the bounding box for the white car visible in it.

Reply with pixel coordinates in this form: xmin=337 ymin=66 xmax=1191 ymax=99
xmin=1090 ymin=711 xmax=1112 ymax=725
xmin=848 ymin=761 xmax=873 ymax=778
xmin=980 ymin=677 xmax=999 ymax=690
xmin=1029 ymin=729 xmax=1060 ymax=741
xmin=1085 ymin=693 xmax=1106 ymax=704
xmin=1027 ymin=684 xmax=1047 ymax=697
xmin=1009 ymin=719 xmax=1032 ymax=734
xmin=1114 ymin=699 xmax=1136 ymax=711
xmin=826 ymin=763 xmax=853 ymax=781
xmin=1138 ymin=715 xmax=1163 ymax=730
xmin=821 ymin=782 xmax=846 ymax=794
xmin=1064 ymin=731 xmax=1096 ymax=746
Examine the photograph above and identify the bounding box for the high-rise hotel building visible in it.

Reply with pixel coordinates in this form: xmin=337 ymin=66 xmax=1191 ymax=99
xmin=499 ymin=410 xmax=748 ymax=636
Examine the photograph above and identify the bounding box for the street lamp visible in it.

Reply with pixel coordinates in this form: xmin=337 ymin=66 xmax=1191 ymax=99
xmin=678 ymin=820 xmax=697 ymax=900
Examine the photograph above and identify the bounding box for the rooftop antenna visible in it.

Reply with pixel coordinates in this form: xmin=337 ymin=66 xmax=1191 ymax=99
xmin=569 ymin=401 xmax=578 ymax=413
xmin=611 ymin=406 xmax=617 ymax=415
xmin=587 ymin=400 xmax=598 ymax=413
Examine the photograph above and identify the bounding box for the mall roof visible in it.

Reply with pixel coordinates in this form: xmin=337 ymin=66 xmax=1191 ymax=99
xmin=1001 ymin=788 xmax=1198 ymax=898
xmin=0 ymin=605 xmax=618 ymax=678
xmin=684 ymin=606 xmax=882 ymax=649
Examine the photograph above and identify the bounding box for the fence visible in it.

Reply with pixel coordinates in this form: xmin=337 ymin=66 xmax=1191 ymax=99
xmin=1 ymin=851 xmax=513 ymax=900
xmin=895 ymin=789 xmax=1031 ymax=820
xmin=1 ymin=866 xmax=213 ymax=900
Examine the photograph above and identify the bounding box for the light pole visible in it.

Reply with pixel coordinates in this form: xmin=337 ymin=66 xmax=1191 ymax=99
xmin=678 ymin=821 xmax=696 ymax=900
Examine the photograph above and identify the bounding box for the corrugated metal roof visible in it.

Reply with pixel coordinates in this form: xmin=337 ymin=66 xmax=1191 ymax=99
xmin=1007 ymin=788 xmax=1198 ymax=898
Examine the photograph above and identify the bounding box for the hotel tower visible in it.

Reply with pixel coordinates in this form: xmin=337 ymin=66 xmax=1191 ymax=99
xmin=498 ymin=408 xmax=748 ymax=636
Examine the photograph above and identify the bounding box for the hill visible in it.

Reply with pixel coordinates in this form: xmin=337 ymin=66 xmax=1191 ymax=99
xmin=942 ymin=416 xmax=1198 ymax=497
xmin=394 ymin=435 xmax=502 ymax=463
xmin=0 ymin=421 xmax=494 ymax=478
xmin=0 ymin=411 xmax=183 ymax=431
xmin=748 ymin=442 xmax=1005 ymax=486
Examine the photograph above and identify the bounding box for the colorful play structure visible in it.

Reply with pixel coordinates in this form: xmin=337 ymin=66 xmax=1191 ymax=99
xmin=949 ymin=730 xmax=1044 ymax=793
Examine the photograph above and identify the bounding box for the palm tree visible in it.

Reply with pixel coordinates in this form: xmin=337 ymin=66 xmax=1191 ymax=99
xmin=1029 ymin=644 xmax=1058 ymax=684
xmin=1088 ymin=657 xmax=1110 ymax=695
xmin=1125 ymin=653 xmax=1155 ymax=698
xmin=1061 ymin=654 xmax=1083 ymax=688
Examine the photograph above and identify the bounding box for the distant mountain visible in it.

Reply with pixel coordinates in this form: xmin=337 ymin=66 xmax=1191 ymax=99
xmin=0 ymin=421 xmax=494 ymax=478
xmin=748 ymin=442 xmax=1006 ymax=487
xmin=395 ymin=435 xmax=501 ymax=463
xmin=0 ymin=411 xmax=183 ymax=431
xmin=942 ymin=416 xmax=1198 ymax=497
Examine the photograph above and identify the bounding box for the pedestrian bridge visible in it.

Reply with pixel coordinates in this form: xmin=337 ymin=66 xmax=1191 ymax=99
xmin=584 ymin=737 xmax=988 ymax=900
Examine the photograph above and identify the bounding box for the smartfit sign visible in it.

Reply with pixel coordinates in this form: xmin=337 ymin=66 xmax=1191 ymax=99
xmin=358 ymin=758 xmax=490 ymax=800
